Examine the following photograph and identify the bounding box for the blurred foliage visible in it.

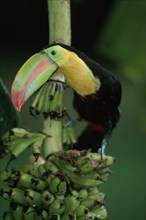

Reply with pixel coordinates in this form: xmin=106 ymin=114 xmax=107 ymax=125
xmin=94 ymin=0 xmax=146 ymax=135
xmin=95 ymin=0 xmax=145 ymax=82
xmin=0 ymin=79 xmax=21 ymax=158
xmin=0 ymin=80 xmax=20 ymax=137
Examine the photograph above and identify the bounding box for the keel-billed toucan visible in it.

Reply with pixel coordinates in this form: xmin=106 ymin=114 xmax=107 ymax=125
xmin=11 ymin=44 xmax=122 ymax=153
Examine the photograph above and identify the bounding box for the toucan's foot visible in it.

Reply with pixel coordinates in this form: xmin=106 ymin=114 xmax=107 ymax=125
xmin=64 ymin=118 xmax=81 ymax=128
xmin=98 ymin=138 xmax=107 ymax=159
xmin=98 ymin=146 xmax=106 ymax=159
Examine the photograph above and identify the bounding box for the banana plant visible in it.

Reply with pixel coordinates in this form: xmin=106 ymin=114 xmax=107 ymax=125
xmin=0 ymin=1 xmax=115 ymax=220
xmin=0 ymin=47 xmax=115 ymax=220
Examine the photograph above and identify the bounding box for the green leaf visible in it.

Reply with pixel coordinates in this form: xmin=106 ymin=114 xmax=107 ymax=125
xmin=0 ymin=79 xmax=21 ymax=137
xmin=95 ymin=1 xmax=145 ymax=81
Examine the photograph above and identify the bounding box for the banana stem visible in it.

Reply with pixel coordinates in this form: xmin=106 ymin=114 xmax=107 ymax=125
xmin=47 ymin=0 xmax=71 ymax=45
xmin=43 ymin=86 xmax=64 ymax=157
xmin=43 ymin=0 xmax=71 ymax=157
xmin=43 ymin=117 xmax=63 ymax=156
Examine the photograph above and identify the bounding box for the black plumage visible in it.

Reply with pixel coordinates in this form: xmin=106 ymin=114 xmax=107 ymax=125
xmin=73 ymin=63 xmax=122 ymax=152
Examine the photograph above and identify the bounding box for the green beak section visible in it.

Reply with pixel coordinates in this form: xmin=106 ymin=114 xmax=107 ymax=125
xmin=11 ymin=52 xmax=58 ymax=111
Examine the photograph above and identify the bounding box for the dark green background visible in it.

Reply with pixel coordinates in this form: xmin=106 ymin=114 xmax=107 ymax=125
xmin=0 ymin=0 xmax=145 ymax=219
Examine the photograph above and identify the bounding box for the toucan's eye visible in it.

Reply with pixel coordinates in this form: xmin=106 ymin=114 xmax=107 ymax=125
xmin=51 ymin=50 xmax=57 ymax=56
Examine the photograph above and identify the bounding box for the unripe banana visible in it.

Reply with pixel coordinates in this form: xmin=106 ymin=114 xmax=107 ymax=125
xmin=57 ymin=87 xmax=64 ymax=112
xmin=41 ymin=190 xmax=54 ymax=206
xmin=19 ymin=164 xmax=39 ymax=177
xmin=23 ymin=206 xmax=36 ymax=220
xmin=86 ymin=152 xmax=103 ymax=161
xmin=49 ymin=175 xmax=67 ymax=195
xmin=81 ymin=196 xmax=103 ymax=209
xmin=98 ymin=167 xmax=112 ymax=175
xmin=45 ymin=160 xmax=59 ymax=174
xmin=49 ymin=82 xmax=56 ymax=100
xmin=37 ymin=83 xmax=48 ymax=113
xmin=0 ymin=171 xmax=10 ymax=182
xmin=31 ymin=83 xmax=44 ymax=109
xmin=62 ymin=127 xmax=71 ymax=148
xmin=50 ymin=214 xmax=61 ymax=220
xmin=0 ymin=187 xmax=26 ymax=205
xmin=64 ymin=125 xmax=77 ymax=146
xmin=24 ymin=188 xmax=41 ymax=206
xmin=74 ymin=204 xmax=89 ymax=217
xmin=91 ymin=206 xmax=107 ymax=219
xmin=10 ymin=136 xmax=39 ymax=158
xmin=71 ymin=189 xmax=79 ymax=197
xmin=43 ymin=84 xmax=51 ymax=114
xmin=0 ymin=187 xmax=11 ymax=201
xmin=48 ymin=196 xmax=65 ymax=215
xmin=79 ymin=159 xmax=100 ymax=174
xmin=50 ymin=89 xmax=60 ymax=114
xmin=34 ymin=207 xmax=49 ymax=220
xmin=81 ymin=188 xmax=105 ymax=209
xmin=18 ymin=172 xmax=47 ymax=190
xmin=55 ymin=157 xmax=80 ymax=174
xmin=77 ymin=215 xmax=91 ymax=220
xmin=76 ymin=155 xmax=87 ymax=167
xmin=39 ymin=209 xmax=49 ymax=220
xmin=87 ymin=187 xmax=99 ymax=195
xmin=32 ymin=134 xmax=46 ymax=155
xmin=11 ymin=128 xmax=42 ymax=139
xmin=3 ymin=136 xmax=25 ymax=148
xmin=103 ymin=156 xmax=115 ymax=167
xmin=10 ymin=202 xmax=23 ymax=220
xmin=84 ymin=171 xmax=103 ymax=181
xmin=61 ymin=213 xmax=76 ymax=220
xmin=38 ymin=164 xmax=49 ymax=178
xmin=87 ymin=187 xmax=105 ymax=204
xmin=78 ymin=189 xmax=88 ymax=201
xmin=5 ymin=128 xmax=27 ymax=138
xmin=1 ymin=187 xmax=25 ymax=205
xmin=11 ymin=188 xmax=26 ymax=205
xmin=3 ymin=128 xmax=46 ymax=157
xmin=45 ymin=173 xmax=55 ymax=185
xmin=64 ymin=194 xmax=80 ymax=213
xmin=69 ymin=175 xmax=99 ymax=188
xmin=77 ymin=212 xmax=97 ymax=220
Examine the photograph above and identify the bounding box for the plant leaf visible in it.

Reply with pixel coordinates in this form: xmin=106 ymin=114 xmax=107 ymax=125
xmin=0 ymin=79 xmax=21 ymax=137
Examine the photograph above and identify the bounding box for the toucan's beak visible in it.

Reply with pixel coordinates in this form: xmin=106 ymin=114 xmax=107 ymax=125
xmin=11 ymin=52 xmax=58 ymax=111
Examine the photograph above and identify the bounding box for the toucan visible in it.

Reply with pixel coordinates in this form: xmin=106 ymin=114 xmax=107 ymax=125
xmin=11 ymin=44 xmax=122 ymax=153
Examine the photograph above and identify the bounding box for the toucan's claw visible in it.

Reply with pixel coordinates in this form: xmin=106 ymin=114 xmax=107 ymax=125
xmin=64 ymin=118 xmax=82 ymax=128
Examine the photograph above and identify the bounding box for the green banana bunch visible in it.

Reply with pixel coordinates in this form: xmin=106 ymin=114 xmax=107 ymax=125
xmin=1 ymin=149 xmax=114 ymax=219
xmin=2 ymin=128 xmax=47 ymax=159
xmin=29 ymin=81 xmax=65 ymax=119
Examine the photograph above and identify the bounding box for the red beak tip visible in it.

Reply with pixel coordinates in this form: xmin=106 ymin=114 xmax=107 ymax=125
xmin=11 ymin=92 xmax=23 ymax=112
xmin=15 ymin=105 xmax=22 ymax=112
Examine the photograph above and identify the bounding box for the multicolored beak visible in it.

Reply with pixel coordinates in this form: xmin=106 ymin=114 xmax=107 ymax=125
xmin=11 ymin=52 xmax=58 ymax=111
